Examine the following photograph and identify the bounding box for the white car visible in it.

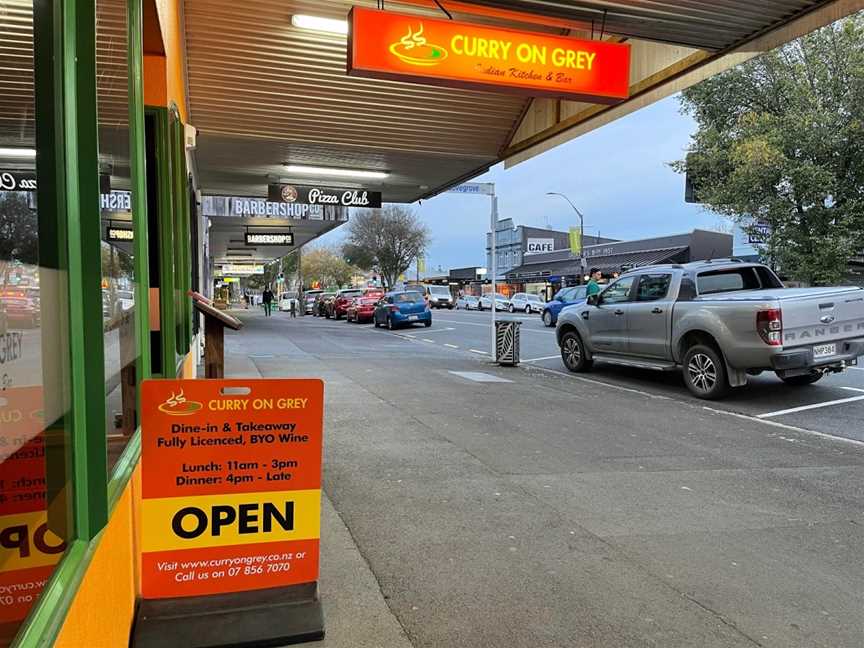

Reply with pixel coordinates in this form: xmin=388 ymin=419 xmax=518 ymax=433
xmin=278 ymin=292 xmax=300 ymax=312
xmin=478 ymin=293 xmax=511 ymax=311
xmin=456 ymin=295 xmax=480 ymax=310
xmin=509 ymin=293 xmax=544 ymax=314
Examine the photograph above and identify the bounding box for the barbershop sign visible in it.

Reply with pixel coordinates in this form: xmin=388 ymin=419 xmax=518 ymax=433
xmin=348 ymin=8 xmax=631 ymax=103
xmin=267 ymin=183 xmax=382 ymax=208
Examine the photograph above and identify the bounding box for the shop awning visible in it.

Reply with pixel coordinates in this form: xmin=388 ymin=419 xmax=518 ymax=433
xmin=507 ymin=246 xmax=688 ymax=280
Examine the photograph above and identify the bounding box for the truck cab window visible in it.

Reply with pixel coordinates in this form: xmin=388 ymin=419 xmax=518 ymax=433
xmin=636 ymin=274 xmax=672 ymax=301
xmin=697 ymin=267 xmax=761 ymax=295
xmin=599 ymin=277 xmax=635 ymax=304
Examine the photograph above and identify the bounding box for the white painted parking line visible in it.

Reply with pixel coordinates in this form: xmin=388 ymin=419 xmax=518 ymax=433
xmin=841 ymin=387 xmax=864 ymax=393
xmin=448 ymin=371 xmax=513 ymax=383
xmin=422 ymin=339 xmax=436 ymax=343
xmin=444 ymin=344 xmax=459 ymax=349
xmin=703 ymin=407 xmax=864 ymax=447
xmin=757 ymin=394 xmax=864 ymax=419
xmin=413 ymin=327 xmax=455 ymax=334
xmin=522 ymin=355 xmax=560 ymax=363
xmin=469 ymin=349 xmax=489 ymax=355
xmin=849 ymin=366 xmax=864 ymax=371
xmin=435 ymin=318 xmax=553 ymax=334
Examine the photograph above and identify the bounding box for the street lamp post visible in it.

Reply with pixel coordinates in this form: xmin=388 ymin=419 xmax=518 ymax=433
xmin=547 ymin=192 xmax=586 ymax=282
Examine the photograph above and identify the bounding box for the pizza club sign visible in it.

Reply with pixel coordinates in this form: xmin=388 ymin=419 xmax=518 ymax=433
xmin=267 ymin=183 xmax=382 ymax=208
xmin=348 ymin=7 xmax=631 ymax=103
xmin=0 ymin=171 xmax=36 ymax=192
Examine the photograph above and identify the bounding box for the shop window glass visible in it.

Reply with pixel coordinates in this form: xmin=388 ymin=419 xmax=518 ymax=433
xmin=97 ymin=0 xmax=137 ymax=469
xmin=0 ymin=1 xmax=73 ymax=643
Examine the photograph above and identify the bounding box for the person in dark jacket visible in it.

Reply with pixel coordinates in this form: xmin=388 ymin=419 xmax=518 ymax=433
xmin=262 ymin=287 xmax=274 ymax=316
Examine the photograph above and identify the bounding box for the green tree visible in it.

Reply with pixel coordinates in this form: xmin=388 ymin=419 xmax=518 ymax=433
xmin=674 ymin=15 xmax=864 ymax=285
xmin=344 ymin=206 xmax=429 ymax=289
xmin=298 ymin=246 xmax=359 ymax=289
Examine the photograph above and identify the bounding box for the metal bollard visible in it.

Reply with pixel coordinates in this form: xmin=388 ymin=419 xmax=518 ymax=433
xmin=495 ymin=320 xmax=521 ymax=366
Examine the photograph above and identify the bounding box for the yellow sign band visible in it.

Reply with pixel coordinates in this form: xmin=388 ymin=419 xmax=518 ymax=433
xmin=141 ymin=489 xmax=321 ymax=553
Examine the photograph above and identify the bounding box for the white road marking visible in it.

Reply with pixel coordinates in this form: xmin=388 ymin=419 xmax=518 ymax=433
xmin=841 ymin=387 xmax=864 ymax=393
xmin=527 ymin=364 xmax=671 ymax=400
xmin=757 ymin=394 xmax=864 ymax=419
xmin=522 ymin=355 xmax=561 ymax=363
xmin=469 ymin=349 xmax=489 ymax=355
xmin=848 ymin=366 xmax=864 ymax=371
xmin=435 ymin=318 xmax=553 ymax=334
xmin=444 ymin=344 xmax=459 ymax=349
xmin=448 ymin=371 xmax=513 ymax=383
xmin=703 ymin=406 xmax=864 ymax=447
xmin=412 ymin=327 xmax=455 ymax=334
xmin=403 ymin=334 xmax=416 ymax=338
xmin=422 ymin=339 xmax=436 ymax=343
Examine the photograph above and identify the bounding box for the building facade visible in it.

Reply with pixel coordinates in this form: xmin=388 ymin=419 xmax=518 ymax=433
xmin=485 ymin=219 xmax=617 ymax=279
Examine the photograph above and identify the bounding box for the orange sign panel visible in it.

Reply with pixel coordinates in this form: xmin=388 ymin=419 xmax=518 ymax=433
xmin=348 ymin=7 xmax=631 ymax=103
xmin=141 ymin=379 xmax=324 ymax=599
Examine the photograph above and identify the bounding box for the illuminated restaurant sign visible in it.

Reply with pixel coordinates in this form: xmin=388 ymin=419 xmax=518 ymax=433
xmin=348 ymin=7 xmax=631 ymax=103
xmin=107 ymin=227 xmax=134 ymax=241
xmin=267 ymin=183 xmax=382 ymax=208
xmin=245 ymin=232 xmax=295 ymax=246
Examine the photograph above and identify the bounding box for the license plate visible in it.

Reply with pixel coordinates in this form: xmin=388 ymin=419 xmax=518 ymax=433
xmin=408 ymin=315 xmax=418 ymax=321
xmin=813 ymin=343 xmax=836 ymax=359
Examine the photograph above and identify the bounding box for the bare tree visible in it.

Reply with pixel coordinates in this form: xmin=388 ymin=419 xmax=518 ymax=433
xmin=344 ymin=206 xmax=429 ymax=289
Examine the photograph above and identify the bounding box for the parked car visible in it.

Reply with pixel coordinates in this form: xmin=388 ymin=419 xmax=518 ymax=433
xmin=302 ymin=290 xmax=323 ymax=314
xmin=278 ymin=291 xmax=299 ymax=312
xmin=478 ymin=293 xmax=510 ymax=311
xmin=363 ymin=288 xmax=385 ymax=302
xmin=556 ymin=260 xmax=864 ymax=399
xmin=457 ymin=295 xmax=480 ymax=310
xmin=346 ymin=295 xmax=379 ymax=323
xmin=426 ymin=284 xmax=455 ymax=309
xmin=327 ymin=288 xmax=364 ymax=320
xmin=1 ymin=286 xmax=40 ymax=327
xmin=373 ymin=291 xmax=431 ymax=329
xmin=509 ymin=293 xmax=544 ymax=314
xmin=313 ymin=292 xmax=337 ymax=317
xmin=542 ymin=285 xmax=588 ymax=327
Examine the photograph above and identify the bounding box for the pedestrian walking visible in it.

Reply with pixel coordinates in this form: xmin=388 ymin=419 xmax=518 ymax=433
xmin=289 ymin=298 xmax=297 ymax=318
xmin=262 ymin=287 xmax=274 ymax=317
xmin=586 ymin=268 xmax=603 ymax=298
xmin=243 ymin=290 xmax=250 ymax=309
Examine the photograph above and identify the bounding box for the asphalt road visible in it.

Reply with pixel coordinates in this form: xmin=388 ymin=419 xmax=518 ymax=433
xmin=402 ymin=306 xmax=864 ymax=444
xmin=226 ymin=310 xmax=864 ymax=648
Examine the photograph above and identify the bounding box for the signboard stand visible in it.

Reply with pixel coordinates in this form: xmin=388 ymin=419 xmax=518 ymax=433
xmin=132 ymin=378 xmax=325 ymax=648
xmin=192 ymin=300 xmax=243 ymax=379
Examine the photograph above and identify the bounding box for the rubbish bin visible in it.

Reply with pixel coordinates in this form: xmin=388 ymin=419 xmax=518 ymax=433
xmin=495 ymin=319 xmax=521 ymax=366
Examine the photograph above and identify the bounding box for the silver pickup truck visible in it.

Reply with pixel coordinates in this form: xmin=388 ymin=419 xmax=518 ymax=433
xmin=556 ymin=260 xmax=864 ymax=399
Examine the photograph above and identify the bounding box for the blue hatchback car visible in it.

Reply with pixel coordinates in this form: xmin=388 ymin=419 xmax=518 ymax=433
xmin=541 ymin=285 xmax=588 ymax=327
xmin=373 ymin=290 xmax=432 ymax=329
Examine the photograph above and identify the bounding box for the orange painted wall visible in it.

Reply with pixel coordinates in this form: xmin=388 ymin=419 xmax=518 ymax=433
xmin=144 ymin=54 xmax=167 ymax=108
xmin=154 ymin=0 xmax=188 ymax=121
xmin=54 ymin=466 xmax=141 ymax=647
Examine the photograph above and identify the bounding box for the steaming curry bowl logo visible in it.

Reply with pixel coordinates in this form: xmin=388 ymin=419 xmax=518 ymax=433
xmin=158 ymin=389 xmax=203 ymax=416
xmin=389 ymin=23 xmax=448 ymax=66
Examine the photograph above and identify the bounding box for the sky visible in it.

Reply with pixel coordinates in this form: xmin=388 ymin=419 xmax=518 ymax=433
xmin=316 ymin=94 xmax=727 ymax=272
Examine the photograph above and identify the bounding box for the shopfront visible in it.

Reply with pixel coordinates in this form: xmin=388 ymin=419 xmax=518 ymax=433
xmin=506 ymin=230 xmax=734 ymax=293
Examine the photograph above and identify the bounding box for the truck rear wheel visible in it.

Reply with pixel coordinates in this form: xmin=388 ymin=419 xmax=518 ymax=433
xmin=682 ymin=344 xmax=729 ymax=400
xmin=777 ymin=371 xmax=823 ymax=386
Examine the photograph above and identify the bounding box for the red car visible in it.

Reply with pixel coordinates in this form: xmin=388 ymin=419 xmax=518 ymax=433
xmin=346 ymin=295 xmax=379 ymax=323
xmin=327 ymin=288 xmax=363 ymax=319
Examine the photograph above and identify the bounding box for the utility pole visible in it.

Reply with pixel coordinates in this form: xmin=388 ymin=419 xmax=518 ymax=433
xmin=490 ymin=195 xmax=498 ymax=358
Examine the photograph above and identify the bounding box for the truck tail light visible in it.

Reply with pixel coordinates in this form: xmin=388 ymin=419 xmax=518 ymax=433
xmin=757 ymin=309 xmax=783 ymax=346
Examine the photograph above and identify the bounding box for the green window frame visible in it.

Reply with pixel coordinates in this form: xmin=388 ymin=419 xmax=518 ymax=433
xmin=10 ymin=0 xmax=193 ymax=643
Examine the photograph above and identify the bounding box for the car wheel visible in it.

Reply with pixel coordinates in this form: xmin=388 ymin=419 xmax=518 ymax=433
xmin=424 ymin=320 xmax=431 ymax=327
xmin=560 ymin=331 xmax=592 ymax=372
xmin=508 ymin=304 xmax=515 ymax=313
xmin=542 ymin=311 xmax=554 ymax=327
xmin=682 ymin=344 xmax=729 ymax=400
xmin=777 ymin=370 xmax=824 ymax=386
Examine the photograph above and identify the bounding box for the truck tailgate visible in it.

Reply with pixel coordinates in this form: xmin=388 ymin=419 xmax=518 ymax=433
xmin=780 ymin=287 xmax=864 ymax=348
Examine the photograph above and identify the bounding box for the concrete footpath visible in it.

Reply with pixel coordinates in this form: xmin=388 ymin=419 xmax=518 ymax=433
xmin=224 ymin=310 xmax=864 ymax=648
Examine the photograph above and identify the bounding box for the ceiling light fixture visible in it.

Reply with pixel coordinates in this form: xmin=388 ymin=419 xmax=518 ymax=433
xmin=283 ymin=164 xmax=388 ymax=180
xmin=0 ymin=147 xmax=36 ymax=158
xmin=291 ymin=14 xmax=348 ymax=35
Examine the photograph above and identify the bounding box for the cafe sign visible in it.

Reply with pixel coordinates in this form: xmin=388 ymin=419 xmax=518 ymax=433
xmin=348 ymin=7 xmax=631 ymax=103
xmin=268 ymin=183 xmax=382 ymax=208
